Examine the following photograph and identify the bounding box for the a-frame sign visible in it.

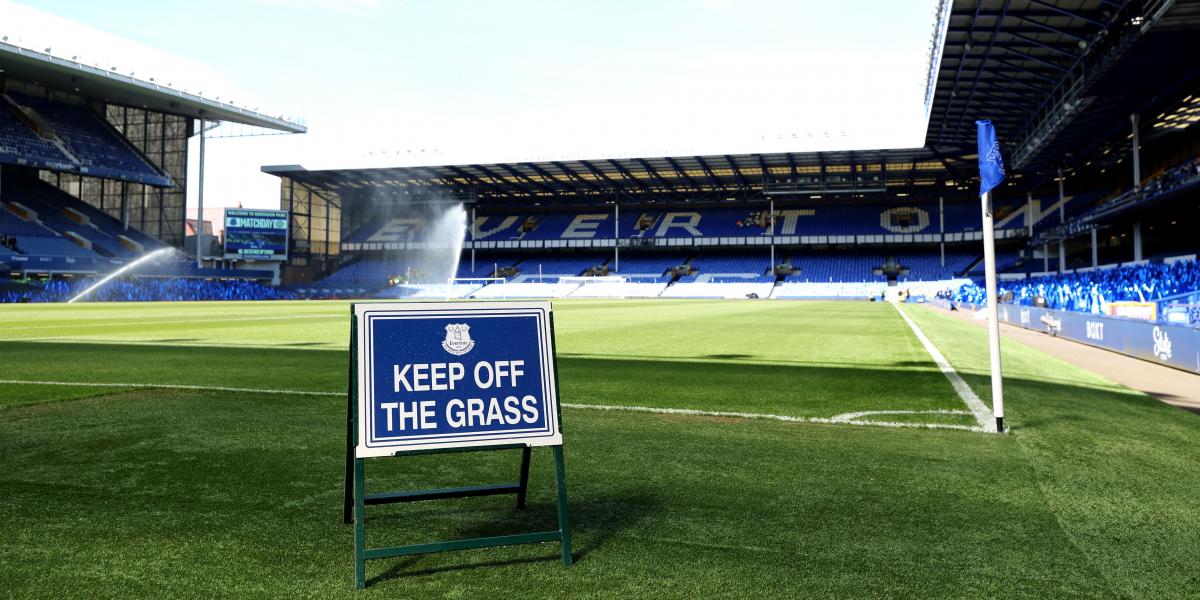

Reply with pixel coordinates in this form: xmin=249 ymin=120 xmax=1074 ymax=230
xmin=343 ymin=301 xmax=572 ymax=588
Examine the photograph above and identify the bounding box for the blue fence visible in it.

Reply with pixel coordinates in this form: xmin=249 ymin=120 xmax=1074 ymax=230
xmin=938 ymin=301 xmax=1200 ymax=375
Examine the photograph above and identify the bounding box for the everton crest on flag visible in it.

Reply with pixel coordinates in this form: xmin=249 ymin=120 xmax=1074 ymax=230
xmin=976 ymin=119 xmax=1006 ymax=196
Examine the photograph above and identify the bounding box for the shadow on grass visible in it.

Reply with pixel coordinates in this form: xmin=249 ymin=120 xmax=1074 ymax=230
xmin=366 ymin=493 xmax=660 ymax=585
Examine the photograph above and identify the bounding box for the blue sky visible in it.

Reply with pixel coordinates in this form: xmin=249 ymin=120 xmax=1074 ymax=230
xmin=10 ymin=0 xmax=940 ymax=213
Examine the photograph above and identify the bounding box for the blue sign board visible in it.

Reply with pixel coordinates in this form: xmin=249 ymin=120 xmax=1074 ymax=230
xmin=354 ymin=301 xmax=562 ymax=457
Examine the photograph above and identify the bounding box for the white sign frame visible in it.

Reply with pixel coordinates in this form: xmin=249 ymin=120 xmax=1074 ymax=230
xmin=354 ymin=301 xmax=562 ymax=458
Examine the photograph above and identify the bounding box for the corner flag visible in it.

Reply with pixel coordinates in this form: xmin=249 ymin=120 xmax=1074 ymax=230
xmin=976 ymin=120 xmax=1006 ymax=196
xmin=975 ymin=119 xmax=1006 ymax=434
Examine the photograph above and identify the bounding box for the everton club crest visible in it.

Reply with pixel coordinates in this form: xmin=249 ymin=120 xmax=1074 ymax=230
xmin=441 ymin=323 xmax=475 ymax=355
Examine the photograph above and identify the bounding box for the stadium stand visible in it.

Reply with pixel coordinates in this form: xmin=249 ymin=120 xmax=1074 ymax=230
xmin=456 ymin=254 xmax=519 ymax=279
xmin=2 ymin=94 xmax=170 ymax=185
xmin=3 ymin=178 xmax=139 ymax=257
xmin=682 ymin=254 xmax=771 ymax=282
xmin=611 ymin=253 xmax=685 ymax=282
xmin=294 ymin=258 xmax=412 ymax=296
xmin=954 ymin=257 xmax=1200 ymax=320
xmin=0 ymin=276 xmax=292 ymax=303
xmin=510 ymin=254 xmax=607 ymax=281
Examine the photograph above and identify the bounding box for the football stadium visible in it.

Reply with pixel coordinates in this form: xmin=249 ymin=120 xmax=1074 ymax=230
xmin=3 ymin=1 xmax=1200 ymax=597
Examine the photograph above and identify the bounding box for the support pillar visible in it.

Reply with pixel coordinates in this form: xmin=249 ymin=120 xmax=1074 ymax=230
xmin=1131 ymin=114 xmax=1141 ymax=191
xmin=768 ymin=198 xmax=775 ymax=269
xmin=1133 ymin=221 xmax=1143 ymax=262
xmin=613 ymin=202 xmax=619 ymax=273
xmin=121 ymin=183 xmax=129 ymax=231
xmin=1057 ymin=169 xmax=1066 ymax=272
xmin=1026 ymin=191 xmax=1034 ymax=237
xmin=939 ymin=195 xmax=945 ymax=268
xmin=1043 ymin=244 xmax=1049 ymax=273
xmin=196 ymin=117 xmax=206 ymax=269
xmin=1090 ymin=228 xmax=1098 ymax=268
xmin=470 ymin=205 xmax=476 ymax=274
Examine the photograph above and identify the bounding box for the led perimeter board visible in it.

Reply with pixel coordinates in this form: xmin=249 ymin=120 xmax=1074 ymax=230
xmin=223 ymin=208 xmax=289 ymax=260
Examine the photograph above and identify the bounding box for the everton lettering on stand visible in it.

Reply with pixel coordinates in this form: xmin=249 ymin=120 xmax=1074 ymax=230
xmin=355 ymin=302 xmax=562 ymax=456
xmin=345 ymin=301 xmax=572 ymax=589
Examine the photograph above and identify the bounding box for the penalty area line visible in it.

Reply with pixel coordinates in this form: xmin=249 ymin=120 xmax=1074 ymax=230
xmin=891 ymin=304 xmax=996 ymax=433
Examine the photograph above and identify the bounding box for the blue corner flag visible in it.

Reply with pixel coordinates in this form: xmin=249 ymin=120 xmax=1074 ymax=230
xmin=976 ymin=120 xmax=1006 ymax=196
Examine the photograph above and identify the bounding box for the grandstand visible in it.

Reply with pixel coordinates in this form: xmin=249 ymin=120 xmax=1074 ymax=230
xmin=0 ymin=33 xmax=304 ymax=293
xmin=3 ymin=0 xmax=1200 ymax=327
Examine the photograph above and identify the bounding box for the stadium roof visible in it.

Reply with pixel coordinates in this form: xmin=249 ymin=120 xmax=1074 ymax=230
xmin=926 ymin=0 xmax=1200 ymax=173
xmin=263 ymin=148 xmax=979 ymax=208
xmin=0 ymin=41 xmax=306 ymax=133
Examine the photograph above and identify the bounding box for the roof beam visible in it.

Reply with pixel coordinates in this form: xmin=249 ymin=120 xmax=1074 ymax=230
xmin=525 ymin=161 xmax=579 ymax=196
xmin=988 ymin=57 xmax=1059 ymax=83
xmin=951 ymin=0 xmax=1015 ymax=139
xmin=549 ymin=161 xmax=605 ymax=194
xmin=1009 ymin=13 xmax=1092 ymax=43
xmin=937 ymin=1 xmax=988 ymax=143
xmin=1023 ymin=0 xmax=1107 ymax=28
xmin=693 ymin=156 xmax=722 ymax=189
xmin=664 ymin=156 xmax=703 ymax=191
xmin=443 ymin=165 xmax=504 ymax=196
xmin=607 ymin=159 xmax=655 ymax=196
xmin=635 ymin=158 xmax=674 ymax=191
xmin=471 ymin=164 xmax=523 ymax=196
xmin=723 ymin=155 xmax=750 ymax=189
xmin=496 ymin=163 xmax=556 ymax=196
xmin=999 ymin=46 xmax=1071 ymax=73
xmin=1002 ymin=30 xmax=1081 ymax=60
xmin=578 ymin=160 xmax=620 ymax=188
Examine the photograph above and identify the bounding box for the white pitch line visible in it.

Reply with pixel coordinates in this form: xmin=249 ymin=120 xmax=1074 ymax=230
xmin=0 ymin=380 xmax=985 ymax=433
xmin=829 ymin=408 xmax=970 ymax=423
xmin=0 ymin=379 xmax=343 ymax=397
xmin=560 ymin=403 xmax=983 ymax=432
xmin=892 ymin=303 xmax=996 ymax=433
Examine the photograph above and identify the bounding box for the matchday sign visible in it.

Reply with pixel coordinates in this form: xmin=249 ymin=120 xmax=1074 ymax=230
xmin=223 ymin=208 xmax=289 ymax=260
xmin=354 ymin=301 xmax=562 ymax=457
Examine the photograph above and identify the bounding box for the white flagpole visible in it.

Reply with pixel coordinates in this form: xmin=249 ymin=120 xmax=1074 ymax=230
xmin=980 ymin=190 xmax=1005 ymax=433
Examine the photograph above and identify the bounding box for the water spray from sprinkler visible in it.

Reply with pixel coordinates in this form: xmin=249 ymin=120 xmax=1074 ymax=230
xmin=67 ymin=248 xmax=174 ymax=304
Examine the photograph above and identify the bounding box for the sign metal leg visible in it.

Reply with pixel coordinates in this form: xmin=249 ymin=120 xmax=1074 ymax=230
xmin=516 ymin=446 xmax=532 ymax=509
xmin=553 ymin=445 xmax=573 ymax=566
xmin=354 ymin=458 xmax=366 ymax=589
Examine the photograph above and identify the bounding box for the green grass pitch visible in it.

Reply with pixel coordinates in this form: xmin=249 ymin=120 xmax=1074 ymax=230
xmin=1 ymin=299 xmax=1198 ymax=598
